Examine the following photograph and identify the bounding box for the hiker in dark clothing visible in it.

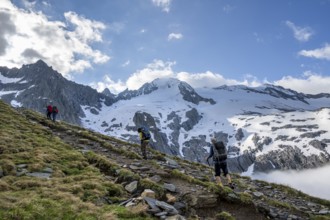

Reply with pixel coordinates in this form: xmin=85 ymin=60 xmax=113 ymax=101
xmin=52 ymin=106 xmax=59 ymax=122
xmin=46 ymin=105 xmax=52 ymax=119
xmin=138 ymin=127 xmax=150 ymax=159
xmin=207 ymin=138 xmax=234 ymax=189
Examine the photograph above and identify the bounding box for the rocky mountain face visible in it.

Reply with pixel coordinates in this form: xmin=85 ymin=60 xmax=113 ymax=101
xmin=95 ymin=79 xmax=330 ymax=174
xmin=1 ymin=60 xmax=330 ymax=174
xmin=0 ymin=60 xmax=115 ymax=124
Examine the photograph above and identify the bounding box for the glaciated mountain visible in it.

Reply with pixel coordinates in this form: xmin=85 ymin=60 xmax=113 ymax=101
xmin=0 ymin=60 xmax=115 ymax=124
xmin=1 ymin=60 xmax=330 ymax=174
xmin=82 ymin=78 xmax=330 ymax=174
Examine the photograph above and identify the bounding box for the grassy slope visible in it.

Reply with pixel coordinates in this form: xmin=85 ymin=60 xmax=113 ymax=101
xmin=1 ymin=100 xmax=330 ymax=220
xmin=0 ymin=100 xmax=151 ymax=220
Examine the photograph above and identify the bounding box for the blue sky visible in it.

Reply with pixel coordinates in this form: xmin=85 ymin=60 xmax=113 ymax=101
xmin=1 ymin=0 xmax=330 ymax=94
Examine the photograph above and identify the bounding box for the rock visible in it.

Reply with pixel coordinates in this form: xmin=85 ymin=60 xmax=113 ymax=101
xmin=164 ymin=183 xmax=176 ymax=192
xmin=253 ymin=191 xmax=264 ymax=197
xmin=319 ymin=209 xmax=330 ymax=215
xmin=129 ymin=165 xmax=140 ymax=170
xmin=125 ymin=200 xmax=137 ymax=207
xmin=125 ymin=181 xmax=138 ymax=193
xmin=173 ymin=202 xmax=186 ymax=211
xmin=155 ymin=201 xmax=179 ymax=215
xmin=42 ymin=167 xmax=53 ymax=173
xmin=287 ymin=214 xmax=299 ymax=219
xmin=155 ymin=211 xmax=168 ymax=217
xmin=17 ymin=164 xmax=28 ymax=169
xmin=149 ymin=175 xmax=162 ymax=183
xmin=26 ymin=172 xmax=51 ymax=179
xmin=141 ymin=189 xmax=156 ymax=199
xmin=144 ymin=197 xmax=159 ymax=210
xmin=235 ymin=128 xmax=244 ymax=141
xmin=166 ymin=193 xmax=177 ymax=203
xmin=165 ymin=214 xmax=186 ymax=220
xmin=119 ymin=198 xmax=133 ymax=206
xmin=148 ymin=207 xmax=162 ymax=214
xmin=16 ymin=169 xmax=28 ymax=177
xmin=165 ymin=157 xmax=179 ymax=168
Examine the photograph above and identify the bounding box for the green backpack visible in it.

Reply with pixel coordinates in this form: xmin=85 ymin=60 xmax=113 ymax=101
xmin=213 ymin=141 xmax=227 ymax=161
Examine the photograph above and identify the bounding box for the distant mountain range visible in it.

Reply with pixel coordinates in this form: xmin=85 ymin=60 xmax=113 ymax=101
xmin=1 ymin=60 xmax=330 ymax=174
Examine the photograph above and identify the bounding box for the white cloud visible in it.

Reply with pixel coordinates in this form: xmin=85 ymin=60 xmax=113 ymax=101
xmin=96 ymin=60 xmax=263 ymax=94
xmin=122 ymin=60 xmax=130 ymax=67
xmin=252 ymin=164 xmax=330 ymax=200
xmin=90 ymin=75 xmax=126 ymax=94
xmin=151 ymin=0 xmax=172 ymax=12
xmin=0 ymin=0 xmax=110 ymax=78
xmin=285 ymin=21 xmax=314 ymax=42
xmin=168 ymin=33 xmax=183 ymax=41
xmin=177 ymin=71 xmax=262 ymax=88
xmin=298 ymin=43 xmax=330 ymax=61
xmin=274 ymin=72 xmax=330 ymax=94
xmin=126 ymin=59 xmax=175 ymax=90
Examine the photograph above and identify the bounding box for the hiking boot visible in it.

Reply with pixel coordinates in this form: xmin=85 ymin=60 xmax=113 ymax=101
xmin=216 ymin=182 xmax=223 ymax=187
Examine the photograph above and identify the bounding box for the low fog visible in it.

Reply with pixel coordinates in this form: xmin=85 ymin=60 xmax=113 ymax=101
xmin=250 ymin=164 xmax=330 ymax=201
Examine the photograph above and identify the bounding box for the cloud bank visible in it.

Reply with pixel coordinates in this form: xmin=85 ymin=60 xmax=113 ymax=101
xmin=251 ymin=164 xmax=330 ymax=200
xmin=93 ymin=59 xmax=330 ymax=95
xmin=0 ymin=0 xmax=110 ymax=78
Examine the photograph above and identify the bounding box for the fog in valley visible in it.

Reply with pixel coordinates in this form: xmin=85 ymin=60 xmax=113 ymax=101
xmin=250 ymin=164 xmax=330 ymax=201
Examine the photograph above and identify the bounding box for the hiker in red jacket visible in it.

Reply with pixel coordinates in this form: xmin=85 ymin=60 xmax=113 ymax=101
xmin=46 ymin=105 xmax=52 ymax=119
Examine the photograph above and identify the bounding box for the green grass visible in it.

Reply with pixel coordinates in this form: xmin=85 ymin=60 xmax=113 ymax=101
xmin=0 ymin=101 xmax=147 ymax=219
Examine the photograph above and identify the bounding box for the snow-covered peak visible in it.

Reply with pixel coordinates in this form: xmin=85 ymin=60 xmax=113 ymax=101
xmin=150 ymin=77 xmax=182 ymax=89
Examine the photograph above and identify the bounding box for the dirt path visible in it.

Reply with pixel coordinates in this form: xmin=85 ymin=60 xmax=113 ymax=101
xmin=24 ymin=113 xmax=328 ymax=220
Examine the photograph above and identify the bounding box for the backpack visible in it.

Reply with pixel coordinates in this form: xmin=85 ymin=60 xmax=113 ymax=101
xmin=53 ymin=106 xmax=58 ymax=113
xmin=212 ymin=141 xmax=227 ymax=161
xmin=139 ymin=126 xmax=151 ymax=140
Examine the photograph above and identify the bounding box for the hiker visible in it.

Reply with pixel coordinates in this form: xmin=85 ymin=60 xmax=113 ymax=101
xmin=52 ymin=106 xmax=59 ymax=122
xmin=206 ymin=138 xmax=234 ymax=189
xmin=137 ymin=127 xmax=151 ymax=159
xmin=46 ymin=105 xmax=52 ymax=119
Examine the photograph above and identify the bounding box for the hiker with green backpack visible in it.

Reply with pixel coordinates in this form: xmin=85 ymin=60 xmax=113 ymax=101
xmin=206 ymin=138 xmax=234 ymax=189
xmin=137 ymin=126 xmax=151 ymax=160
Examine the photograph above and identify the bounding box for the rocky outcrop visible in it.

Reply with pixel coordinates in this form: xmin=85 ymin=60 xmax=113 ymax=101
xmin=0 ymin=60 xmax=115 ymax=124
xmin=181 ymin=108 xmax=202 ymax=131
xmin=235 ymin=128 xmax=244 ymax=141
xmin=227 ymin=152 xmax=256 ymax=173
xmin=178 ymin=82 xmax=215 ymax=105
xmin=254 ymin=146 xmax=330 ymax=172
